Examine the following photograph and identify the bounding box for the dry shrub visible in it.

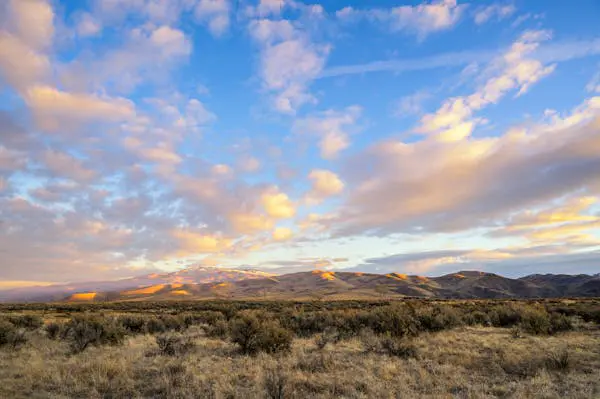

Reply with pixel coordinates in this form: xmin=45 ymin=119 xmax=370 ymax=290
xmin=63 ymin=315 xmax=126 ymax=353
xmin=520 ymin=308 xmax=551 ymax=335
xmin=44 ymin=322 xmax=62 ymax=340
xmin=379 ymin=336 xmax=419 ymax=359
xmin=314 ymin=326 xmax=339 ymax=350
xmin=203 ymin=319 xmax=229 ymax=339
xmin=545 ymin=348 xmax=571 ymax=371
xmin=8 ymin=315 xmax=43 ymax=330
xmin=295 ymin=351 xmax=334 ymax=373
xmin=0 ymin=321 xmax=27 ymax=350
xmin=118 ymin=315 xmax=146 ymax=334
xmin=549 ymin=313 xmax=574 ymax=334
xmin=264 ymin=366 xmax=288 ymax=399
xmin=155 ymin=334 xmax=195 ymax=356
xmin=230 ymin=314 xmax=292 ymax=355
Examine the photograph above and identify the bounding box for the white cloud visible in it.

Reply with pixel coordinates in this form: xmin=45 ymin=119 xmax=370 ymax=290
xmin=262 ymin=190 xmax=295 ymax=218
xmin=272 ymin=226 xmax=293 ymax=241
xmin=5 ymin=0 xmax=54 ymax=49
xmin=417 ymin=30 xmax=555 ymax=141
xmin=306 ymin=169 xmax=344 ymax=204
xmin=75 ymin=12 xmax=102 ymax=37
xmin=249 ymin=18 xmax=330 ymax=113
xmin=194 ymin=0 xmax=230 ymax=37
xmin=24 ymin=85 xmax=135 ymax=130
xmin=337 ymin=0 xmax=466 ymax=40
xmin=293 ymin=106 xmax=362 ymax=159
xmin=474 ymin=4 xmax=516 ymax=25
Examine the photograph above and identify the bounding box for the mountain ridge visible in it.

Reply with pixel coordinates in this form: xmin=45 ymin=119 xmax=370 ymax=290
xmin=1 ymin=267 xmax=599 ymax=302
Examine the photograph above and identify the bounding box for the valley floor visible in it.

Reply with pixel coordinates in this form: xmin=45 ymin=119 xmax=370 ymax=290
xmin=1 ymin=325 xmax=599 ymax=398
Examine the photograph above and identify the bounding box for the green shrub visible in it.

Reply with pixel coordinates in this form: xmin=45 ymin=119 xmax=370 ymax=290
xmin=490 ymin=305 xmax=522 ymax=328
xmin=520 ymin=309 xmax=551 ymax=335
xmin=230 ymin=314 xmax=292 ymax=355
xmin=416 ymin=306 xmax=462 ymax=332
xmin=368 ymin=305 xmax=420 ymax=338
xmin=155 ymin=334 xmax=195 ymax=356
xmin=463 ymin=311 xmax=491 ymax=326
xmin=63 ymin=315 xmax=126 ymax=353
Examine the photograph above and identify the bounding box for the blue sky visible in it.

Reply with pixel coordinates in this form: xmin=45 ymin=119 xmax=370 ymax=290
xmin=0 ymin=0 xmax=599 ymax=286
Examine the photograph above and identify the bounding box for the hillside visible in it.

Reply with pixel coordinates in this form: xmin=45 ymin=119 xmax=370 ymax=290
xmin=2 ymin=268 xmax=599 ymax=302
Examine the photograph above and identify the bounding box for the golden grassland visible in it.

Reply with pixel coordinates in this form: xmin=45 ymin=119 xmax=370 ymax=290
xmin=0 ymin=299 xmax=599 ymax=398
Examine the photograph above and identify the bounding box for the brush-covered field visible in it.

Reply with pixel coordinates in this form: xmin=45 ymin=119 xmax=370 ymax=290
xmin=1 ymin=299 xmax=599 ymax=398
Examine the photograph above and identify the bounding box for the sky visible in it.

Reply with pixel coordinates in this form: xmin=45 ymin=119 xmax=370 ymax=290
xmin=0 ymin=0 xmax=599 ymax=287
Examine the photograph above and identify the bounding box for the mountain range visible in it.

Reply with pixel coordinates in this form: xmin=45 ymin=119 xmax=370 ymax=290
xmin=1 ymin=267 xmax=599 ymax=302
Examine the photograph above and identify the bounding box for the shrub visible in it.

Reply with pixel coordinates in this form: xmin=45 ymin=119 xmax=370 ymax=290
xmin=546 ymin=349 xmax=571 ymax=371
xmin=118 ymin=315 xmax=146 ymax=334
xmin=8 ymin=315 xmax=44 ymax=330
xmin=230 ymin=314 xmax=292 ymax=355
xmin=156 ymin=334 xmax=195 ymax=356
xmin=203 ymin=319 xmax=229 ymax=339
xmin=359 ymin=328 xmax=380 ymax=353
xmin=314 ymin=327 xmax=339 ymax=350
xmin=368 ymin=305 xmax=420 ymax=338
xmin=380 ymin=336 xmax=419 ymax=359
xmin=463 ymin=311 xmax=491 ymax=326
xmin=0 ymin=321 xmax=27 ymax=350
xmin=520 ymin=309 xmax=551 ymax=335
xmin=44 ymin=322 xmax=61 ymax=340
xmin=145 ymin=317 xmax=167 ymax=334
xmin=264 ymin=366 xmax=288 ymax=399
xmin=416 ymin=306 xmax=462 ymax=332
xmin=549 ymin=313 xmax=574 ymax=334
xmin=160 ymin=315 xmax=187 ymax=332
xmin=490 ymin=305 xmax=522 ymax=328
xmin=63 ymin=315 xmax=125 ymax=353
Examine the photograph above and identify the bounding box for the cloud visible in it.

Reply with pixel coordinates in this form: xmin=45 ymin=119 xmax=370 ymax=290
xmin=194 ymin=0 xmax=231 ymax=37
xmin=272 ymin=226 xmax=293 ymax=241
xmin=248 ymin=18 xmax=330 ymax=113
xmin=355 ymin=248 xmax=600 ymax=277
xmin=305 ymin=169 xmax=344 ymax=204
xmin=75 ymin=12 xmax=102 ymax=37
xmin=60 ymin=24 xmax=192 ymax=94
xmin=0 ymin=0 xmax=53 ymax=90
xmin=4 ymin=0 xmax=54 ymax=49
xmin=474 ymin=4 xmax=516 ymax=25
xmin=24 ymin=85 xmax=135 ymax=130
xmin=319 ymin=37 xmax=600 ymax=79
xmin=229 ymin=213 xmax=274 ymax=234
xmin=43 ymin=150 xmax=97 ymax=182
xmin=261 ymin=190 xmax=296 ymax=218
xmin=417 ymin=30 xmax=555 ymax=141
xmin=171 ymin=229 xmax=232 ymax=256
xmin=330 ymin=96 xmax=600 ymax=237
xmin=293 ymin=106 xmax=362 ymax=159
xmin=337 ymin=0 xmax=466 ymax=40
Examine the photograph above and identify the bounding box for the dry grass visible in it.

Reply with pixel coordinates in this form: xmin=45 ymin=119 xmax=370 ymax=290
xmin=0 ymin=324 xmax=598 ymax=398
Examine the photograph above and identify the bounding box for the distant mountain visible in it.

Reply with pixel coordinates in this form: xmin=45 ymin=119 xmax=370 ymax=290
xmin=1 ymin=268 xmax=599 ymax=302
xmin=0 ymin=266 xmax=274 ymax=302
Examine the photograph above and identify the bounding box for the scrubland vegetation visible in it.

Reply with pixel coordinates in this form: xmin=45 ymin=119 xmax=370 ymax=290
xmin=1 ymin=299 xmax=599 ymax=398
